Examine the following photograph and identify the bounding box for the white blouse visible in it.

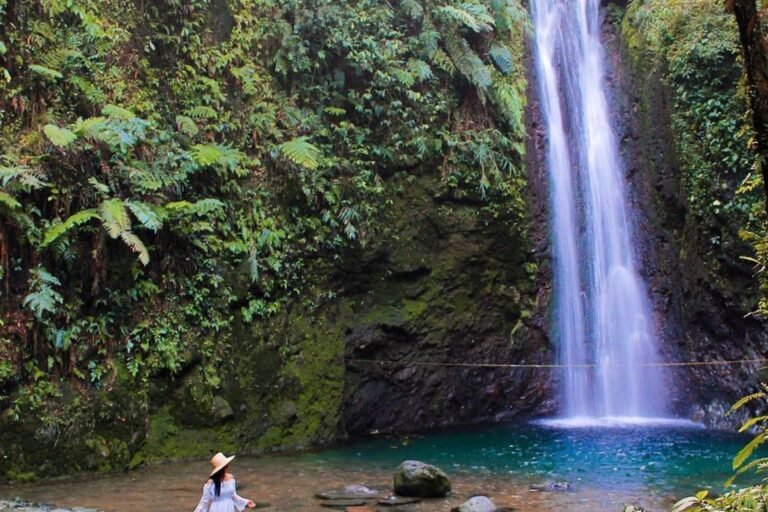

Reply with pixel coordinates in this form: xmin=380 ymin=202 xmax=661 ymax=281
xmin=194 ymin=478 xmax=250 ymax=512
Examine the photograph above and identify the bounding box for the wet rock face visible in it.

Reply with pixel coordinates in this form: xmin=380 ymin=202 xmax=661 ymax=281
xmin=606 ymin=8 xmax=768 ymax=426
xmin=339 ymin=174 xmax=552 ymax=435
xmin=393 ymin=460 xmax=451 ymax=498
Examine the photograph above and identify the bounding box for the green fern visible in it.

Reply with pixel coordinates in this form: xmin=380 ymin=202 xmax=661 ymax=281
xmin=191 ymin=144 xmax=224 ymax=166
xmin=29 ymin=64 xmax=63 ymax=80
xmin=437 ymin=4 xmax=494 ymax=32
xmin=489 ymin=43 xmax=513 ymax=74
xmin=493 ymin=81 xmax=524 ymax=130
xmin=42 ymin=209 xmax=100 ymax=247
xmin=0 ymin=191 xmax=20 ymax=209
xmin=186 ymin=105 xmax=218 ymax=120
xmin=401 ymin=0 xmax=424 ymax=18
xmin=278 ymin=136 xmax=322 ymax=170
xmin=408 ymin=59 xmax=433 ymax=81
xmin=43 ymin=124 xmax=77 ymax=147
xmin=175 ymin=115 xmax=199 ymax=137
xmin=102 ymin=104 xmax=135 ymax=120
xmin=126 ymin=201 xmax=164 ymax=231
xmin=99 ymin=199 xmax=132 ymax=238
xmin=445 ymin=35 xmax=492 ymax=93
xmin=23 ymin=268 xmax=63 ymax=320
xmin=119 ymin=230 xmax=150 ymax=266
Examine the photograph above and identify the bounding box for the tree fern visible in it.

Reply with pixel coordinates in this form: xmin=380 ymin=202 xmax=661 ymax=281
xmin=43 ymin=124 xmax=77 ymax=147
xmin=278 ymin=136 xmax=322 ymax=170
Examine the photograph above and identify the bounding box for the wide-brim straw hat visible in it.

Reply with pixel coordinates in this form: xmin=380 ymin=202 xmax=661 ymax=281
xmin=209 ymin=452 xmax=236 ymax=477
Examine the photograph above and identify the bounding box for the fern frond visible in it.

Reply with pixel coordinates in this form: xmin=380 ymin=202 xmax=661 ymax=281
xmin=401 ymin=0 xmax=424 ymax=18
xmin=0 ymin=165 xmax=47 ymax=189
xmin=431 ymin=48 xmax=456 ymax=73
xmin=99 ymin=199 xmax=131 ymax=238
xmin=87 ymin=176 xmax=110 ymax=195
xmin=729 ymin=391 xmax=766 ymax=415
xmin=126 ymin=201 xmax=163 ymax=231
xmin=445 ymin=35 xmax=492 ymax=93
xmin=29 ymin=64 xmax=63 ymax=80
xmin=102 ymin=104 xmax=135 ymax=120
xmin=437 ymin=4 xmax=493 ymax=32
xmin=739 ymin=415 xmax=768 ymax=433
xmin=191 ymin=144 xmax=224 ymax=166
xmin=119 ymin=230 xmax=150 ymax=266
xmin=278 ymin=136 xmax=322 ymax=170
xmin=408 ymin=59 xmax=433 ymax=81
xmin=175 ymin=115 xmax=199 ymax=137
xmin=0 ymin=191 xmax=20 ymax=209
xmin=186 ymin=105 xmax=218 ymax=120
xmin=734 ymin=432 xmax=768 ymax=469
xmin=42 ymin=208 xmax=100 ymax=247
xmin=44 ymin=124 xmax=77 ymax=147
xmin=493 ymin=81 xmax=524 ymax=130
xmin=393 ymin=68 xmax=416 ymax=88
xmin=489 ymin=43 xmax=514 ymax=74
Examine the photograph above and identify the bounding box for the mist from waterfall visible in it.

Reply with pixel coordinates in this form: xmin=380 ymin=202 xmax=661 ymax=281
xmin=531 ymin=0 xmax=668 ymax=420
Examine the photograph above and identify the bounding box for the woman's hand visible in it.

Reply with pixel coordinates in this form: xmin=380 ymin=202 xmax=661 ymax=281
xmin=246 ymin=500 xmax=256 ymax=509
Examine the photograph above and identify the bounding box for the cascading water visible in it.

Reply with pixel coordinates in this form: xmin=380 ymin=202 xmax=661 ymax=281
xmin=532 ymin=0 xmax=668 ymax=420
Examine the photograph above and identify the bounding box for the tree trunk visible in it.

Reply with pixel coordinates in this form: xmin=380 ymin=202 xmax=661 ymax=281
xmin=729 ymin=0 xmax=768 ymax=209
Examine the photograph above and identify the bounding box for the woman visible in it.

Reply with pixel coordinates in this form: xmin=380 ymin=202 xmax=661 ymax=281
xmin=194 ymin=452 xmax=256 ymax=512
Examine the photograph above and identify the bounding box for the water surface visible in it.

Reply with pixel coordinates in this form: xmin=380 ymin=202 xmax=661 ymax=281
xmin=0 ymin=422 xmax=757 ymax=511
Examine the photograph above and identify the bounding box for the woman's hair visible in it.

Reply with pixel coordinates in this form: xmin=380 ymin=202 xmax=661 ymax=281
xmin=211 ymin=465 xmax=228 ymax=497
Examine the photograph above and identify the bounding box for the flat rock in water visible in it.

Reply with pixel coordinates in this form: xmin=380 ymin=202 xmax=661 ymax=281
xmin=316 ymin=485 xmax=386 ymax=500
xmin=320 ymin=499 xmax=368 ymax=508
xmin=528 ymin=481 xmax=573 ymax=493
xmin=378 ymin=496 xmax=421 ymax=506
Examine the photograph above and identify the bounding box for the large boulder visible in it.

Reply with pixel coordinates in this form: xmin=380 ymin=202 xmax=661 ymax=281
xmin=452 ymin=496 xmax=497 ymax=512
xmin=393 ymin=460 xmax=451 ymax=498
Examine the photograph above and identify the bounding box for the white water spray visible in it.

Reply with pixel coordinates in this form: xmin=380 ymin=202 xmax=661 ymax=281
xmin=532 ymin=0 xmax=668 ymax=420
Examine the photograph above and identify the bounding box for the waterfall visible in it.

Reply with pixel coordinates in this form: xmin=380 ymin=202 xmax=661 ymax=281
xmin=532 ymin=0 xmax=668 ymax=420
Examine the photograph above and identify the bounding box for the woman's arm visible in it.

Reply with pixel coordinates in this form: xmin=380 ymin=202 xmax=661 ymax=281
xmin=232 ymin=480 xmax=255 ymax=510
xmin=193 ymin=482 xmax=213 ymax=512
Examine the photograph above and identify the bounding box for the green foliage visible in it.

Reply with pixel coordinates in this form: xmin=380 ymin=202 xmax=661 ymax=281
xmin=278 ymin=137 xmax=322 ymax=170
xmin=0 ymin=0 xmax=530 ymax=441
xmin=671 ymin=389 xmax=768 ymax=512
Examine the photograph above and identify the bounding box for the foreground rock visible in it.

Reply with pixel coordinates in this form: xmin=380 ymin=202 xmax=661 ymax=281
xmin=0 ymin=499 xmax=100 ymax=512
xmin=393 ymin=460 xmax=451 ymax=498
xmin=452 ymin=496 xmax=497 ymax=512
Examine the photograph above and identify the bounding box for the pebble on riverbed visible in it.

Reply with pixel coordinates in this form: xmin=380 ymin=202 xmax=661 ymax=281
xmin=0 ymin=498 xmax=100 ymax=512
